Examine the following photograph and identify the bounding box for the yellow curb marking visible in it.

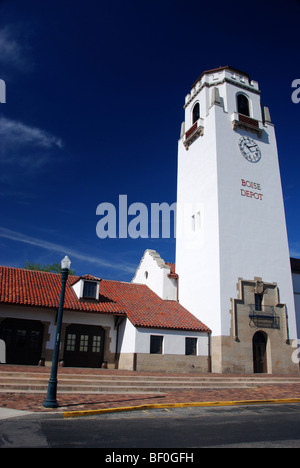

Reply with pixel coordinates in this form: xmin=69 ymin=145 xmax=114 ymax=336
xmin=63 ymin=398 xmax=300 ymax=418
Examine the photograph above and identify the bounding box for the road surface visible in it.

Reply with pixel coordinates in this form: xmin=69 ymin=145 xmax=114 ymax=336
xmin=1 ymin=403 xmax=300 ymax=449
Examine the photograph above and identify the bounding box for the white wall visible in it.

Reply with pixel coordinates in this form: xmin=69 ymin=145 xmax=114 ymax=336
xmin=215 ymin=104 xmax=296 ymax=338
xmin=0 ymin=305 xmax=209 ymax=358
xmin=117 ymin=318 xmax=136 ymax=354
xmin=0 ymin=305 xmax=117 ymax=353
xmin=135 ymin=327 xmax=209 ymax=356
xmin=117 ymin=318 xmax=209 ymax=357
xmin=132 ymin=250 xmax=177 ymax=300
xmin=176 ymin=105 xmax=222 ymax=336
xmin=63 ymin=311 xmax=116 ymax=353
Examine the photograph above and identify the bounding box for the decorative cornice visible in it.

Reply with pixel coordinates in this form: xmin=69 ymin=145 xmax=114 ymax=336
xmin=184 ymin=77 xmax=260 ymax=109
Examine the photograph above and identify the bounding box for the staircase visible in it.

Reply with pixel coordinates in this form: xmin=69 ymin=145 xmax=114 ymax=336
xmin=1 ymin=367 xmax=300 ymax=394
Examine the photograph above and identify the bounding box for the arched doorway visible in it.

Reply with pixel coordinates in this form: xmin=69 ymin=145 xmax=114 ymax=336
xmin=253 ymin=331 xmax=268 ymax=373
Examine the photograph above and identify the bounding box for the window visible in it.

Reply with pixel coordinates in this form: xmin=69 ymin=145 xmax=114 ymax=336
xmin=92 ymin=336 xmax=101 ymax=353
xmin=237 ymin=94 xmax=250 ymax=117
xmin=191 ymin=214 xmax=195 ymax=232
xmin=192 ymin=102 xmax=200 ymax=124
xmin=255 ymin=293 xmax=263 ymax=311
xmin=191 ymin=211 xmax=201 ymax=232
xmin=150 ymin=335 xmax=163 ymax=354
xmin=79 ymin=334 xmax=89 ymax=352
xmin=196 ymin=211 xmax=201 ymax=229
xmin=83 ymin=281 xmax=96 ymax=299
xmin=185 ymin=337 xmax=197 ymax=356
xmin=66 ymin=334 xmax=76 ymax=351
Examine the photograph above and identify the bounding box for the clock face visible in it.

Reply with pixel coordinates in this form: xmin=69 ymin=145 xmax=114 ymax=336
xmin=238 ymin=136 xmax=261 ymax=163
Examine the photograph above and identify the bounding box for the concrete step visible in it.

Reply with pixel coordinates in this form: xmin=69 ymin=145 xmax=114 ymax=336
xmin=0 ymin=384 xmax=258 ymax=393
xmin=2 ymin=374 xmax=300 ymax=383
xmin=0 ymin=379 xmax=261 ymax=389
xmin=1 ymin=369 xmax=299 ymax=394
xmin=1 ymin=371 xmax=300 ymax=382
xmin=1 ymin=375 xmax=300 ymax=386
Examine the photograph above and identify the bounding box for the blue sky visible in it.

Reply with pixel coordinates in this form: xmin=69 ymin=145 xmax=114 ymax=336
xmin=0 ymin=0 xmax=299 ymax=281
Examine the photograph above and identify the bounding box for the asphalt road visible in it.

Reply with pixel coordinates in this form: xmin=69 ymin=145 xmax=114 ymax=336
xmin=1 ymin=403 xmax=300 ymax=449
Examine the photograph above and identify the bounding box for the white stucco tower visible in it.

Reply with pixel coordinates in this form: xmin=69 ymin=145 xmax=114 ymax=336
xmin=175 ymin=66 xmax=298 ymax=374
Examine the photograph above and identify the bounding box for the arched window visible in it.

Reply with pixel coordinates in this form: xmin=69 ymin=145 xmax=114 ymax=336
xmin=237 ymin=94 xmax=250 ymax=116
xmin=192 ymin=102 xmax=200 ymax=124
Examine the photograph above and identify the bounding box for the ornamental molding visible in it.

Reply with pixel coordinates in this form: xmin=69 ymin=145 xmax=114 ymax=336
xmin=131 ymin=249 xmax=170 ymax=282
xmin=184 ymin=77 xmax=260 ymax=109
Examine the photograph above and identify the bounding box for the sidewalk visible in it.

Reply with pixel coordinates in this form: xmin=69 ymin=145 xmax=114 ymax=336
xmin=1 ymin=365 xmax=300 ymax=417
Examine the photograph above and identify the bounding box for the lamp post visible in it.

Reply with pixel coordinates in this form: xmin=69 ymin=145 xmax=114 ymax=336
xmin=43 ymin=255 xmax=71 ymax=408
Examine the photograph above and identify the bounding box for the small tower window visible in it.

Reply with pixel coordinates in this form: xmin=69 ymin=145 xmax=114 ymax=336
xmin=191 ymin=214 xmax=195 ymax=231
xmin=191 ymin=211 xmax=201 ymax=232
xmin=192 ymin=102 xmax=200 ymax=124
xmin=237 ymin=94 xmax=250 ymax=117
xmin=255 ymin=293 xmax=263 ymax=311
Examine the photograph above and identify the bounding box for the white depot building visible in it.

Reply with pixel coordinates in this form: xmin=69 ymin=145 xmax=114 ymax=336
xmin=175 ymin=65 xmax=298 ymax=373
xmin=135 ymin=66 xmax=299 ymax=374
xmin=0 ymin=66 xmax=299 ymax=374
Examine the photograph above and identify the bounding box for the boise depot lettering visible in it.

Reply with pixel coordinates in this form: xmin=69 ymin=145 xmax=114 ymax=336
xmin=240 ymin=179 xmax=263 ymax=201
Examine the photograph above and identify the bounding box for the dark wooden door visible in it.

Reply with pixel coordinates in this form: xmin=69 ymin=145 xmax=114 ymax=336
xmin=0 ymin=318 xmax=44 ymax=365
xmin=253 ymin=331 xmax=267 ymax=373
xmin=63 ymin=324 xmax=105 ymax=368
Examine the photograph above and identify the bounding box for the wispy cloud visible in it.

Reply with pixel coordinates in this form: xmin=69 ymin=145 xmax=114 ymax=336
xmin=0 ymin=116 xmax=63 ymax=175
xmin=0 ymin=227 xmax=136 ymax=274
xmin=0 ymin=25 xmax=33 ymax=71
xmin=0 ymin=116 xmax=63 ymax=151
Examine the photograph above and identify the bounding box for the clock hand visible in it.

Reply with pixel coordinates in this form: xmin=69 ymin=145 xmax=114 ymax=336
xmin=245 ymin=143 xmax=257 ymax=152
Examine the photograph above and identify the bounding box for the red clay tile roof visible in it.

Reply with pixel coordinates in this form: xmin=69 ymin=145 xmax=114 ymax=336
xmin=102 ymin=279 xmax=208 ymax=331
xmin=0 ymin=267 xmax=125 ymax=315
xmin=0 ymin=266 xmax=209 ymax=332
xmin=79 ymin=274 xmax=102 ymax=281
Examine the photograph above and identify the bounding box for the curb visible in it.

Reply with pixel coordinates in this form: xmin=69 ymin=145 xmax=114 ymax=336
xmin=0 ymin=408 xmax=35 ymax=420
xmin=62 ymin=398 xmax=300 ymax=418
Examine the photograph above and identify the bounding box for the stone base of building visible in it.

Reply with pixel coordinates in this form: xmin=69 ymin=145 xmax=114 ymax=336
xmin=211 ymin=333 xmax=299 ymax=374
xmin=117 ymin=353 xmax=210 ymax=373
xmin=210 ymin=277 xmax=300 ymax=375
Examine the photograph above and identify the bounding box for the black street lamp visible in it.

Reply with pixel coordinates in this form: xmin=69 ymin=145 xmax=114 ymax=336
xmin=43 ymin=255 xmax=71 ymax=408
